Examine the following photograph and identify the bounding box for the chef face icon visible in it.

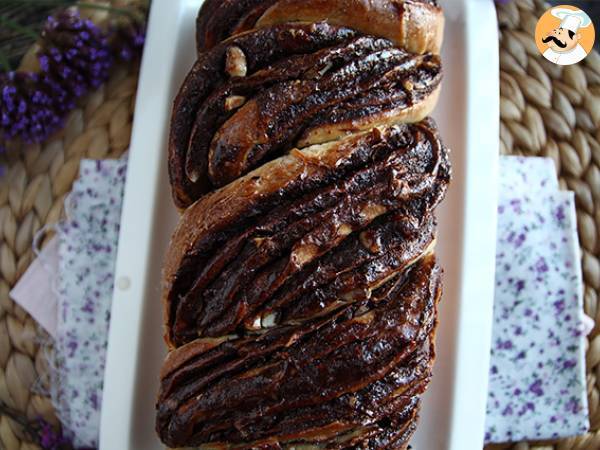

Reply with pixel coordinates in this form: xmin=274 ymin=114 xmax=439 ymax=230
xmin=535 ymin=5 xmax=595 ymax=66
xmin=542 ymin=26 xmax=580 ymax=53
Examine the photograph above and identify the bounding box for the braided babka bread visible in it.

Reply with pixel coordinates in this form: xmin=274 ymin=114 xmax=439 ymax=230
xmin=159 ymin=1 xmax=449 ymax=448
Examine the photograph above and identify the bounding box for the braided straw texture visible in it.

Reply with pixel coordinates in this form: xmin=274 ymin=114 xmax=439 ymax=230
xmin=486 ymin=1 xmax=600 ymax=449
xmin=0 ymin=3 xmax=139 ymax=448
xmin=0 ymin=0 xmax=598 ymax=449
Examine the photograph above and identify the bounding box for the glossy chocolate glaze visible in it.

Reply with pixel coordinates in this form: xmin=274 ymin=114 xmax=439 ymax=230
xmin=170 ymin=24 xmax=441 ymax=208
xmin=170 ymin=22 xmax=359 ymax=208
xmin=157 ymin=255 xmax=440 ymax=448
xmin=207 ymin=47 xmax=441 ymax=187
xmin=185 ymin=35 xmax=395 ymax=188
xmin=166 ymin=120 xmax=449 ymax=346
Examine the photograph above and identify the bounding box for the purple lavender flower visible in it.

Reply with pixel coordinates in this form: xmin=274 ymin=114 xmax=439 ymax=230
xmin=39 ymin=420 xmax=61 ymax=449
xmin=509 ymin=199 xmax=522 ymax=214
xmin=513 ymin=232 xmax=526 ymax=248
xmin=110 ymin=19 xmax=146 ymax=61
xmin=0 ymin=71 xmax=70 ymax=143
xmin=553 ymin=299 xmax=566 ymax=315
xmin=1 ymin=8 xmax=146 ymax=145
xmin=563 ymin=359 xmax=577 ymax=370
xmin=496 ymin=339 xmax=514 ymax=350
xmin=565 ymin=397 xmax=581 ymax=414
xmin=0 ymin=12 xmax=111 ymax=144
xmin=39 ymin=11 xmax=113 ymax=96
xmin=515 ymin=279 xmax=525 ymax=293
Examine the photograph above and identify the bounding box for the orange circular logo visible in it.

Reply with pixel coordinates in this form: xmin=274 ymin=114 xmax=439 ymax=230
xmin=535 ymin=5 xmax=595 ymax=66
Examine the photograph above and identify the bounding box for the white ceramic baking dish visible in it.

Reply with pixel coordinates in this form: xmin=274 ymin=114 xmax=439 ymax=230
xmin=99 ymin=0 xmax=499 ymax=448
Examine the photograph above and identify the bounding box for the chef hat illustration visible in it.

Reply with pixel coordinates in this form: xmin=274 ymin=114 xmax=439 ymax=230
xmin=551 ymin=7 xmax=592 ymax=33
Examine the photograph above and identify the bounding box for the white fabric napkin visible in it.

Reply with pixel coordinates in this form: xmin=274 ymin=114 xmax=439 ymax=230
xmin=10 ymin=237 xmax=60 ymax=338
xmin=485 ymin=156 xmax=589 ymax=443
xmin=51 ymin=156 xmax=127 ymax=447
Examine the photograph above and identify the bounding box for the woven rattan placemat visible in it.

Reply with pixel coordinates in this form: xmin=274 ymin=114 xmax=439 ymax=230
xmin=0 ymin=0 xmax=598 ymax=449
xmin=0 ymin=2 xmax=138 ymax=447
xmin=488 ymin=1 xmax=600 ymax=449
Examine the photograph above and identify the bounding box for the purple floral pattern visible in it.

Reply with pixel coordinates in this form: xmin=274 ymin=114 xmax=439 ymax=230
xmin=485 ymin=156 xmax=588 ymax=443
xmin=504 ymin=156 xmax=559 ymax=191
xmin=52 ymin=156 xmax=127 ymax=447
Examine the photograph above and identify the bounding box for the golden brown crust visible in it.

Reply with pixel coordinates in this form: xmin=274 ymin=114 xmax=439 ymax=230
xmin=160 ymin=336 xmax=237 ymax=380
xmin=402 ymin=0 xmax=444 ymax=55
xmin=255 ymin=0 xmax=444 ymax=54
xmin=196 ymin=0 xmax=444 ymax=54
xmin=297 ymin=84 xmax=441 ymax=147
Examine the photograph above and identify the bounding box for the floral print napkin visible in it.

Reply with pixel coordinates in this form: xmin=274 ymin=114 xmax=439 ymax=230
xmin=52 ymin=156 xmax=127 ymax=448
xmin=485 ymin=156 xmax=589 ymax=443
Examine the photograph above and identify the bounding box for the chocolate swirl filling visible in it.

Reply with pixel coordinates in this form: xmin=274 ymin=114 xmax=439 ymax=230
xmin=164 ymin=120 xmax=449 ymax=347
xmin=158 ymin=254 xmax=441 ymax=448
xmin=169 ymin=23 xmax=441 ymax=208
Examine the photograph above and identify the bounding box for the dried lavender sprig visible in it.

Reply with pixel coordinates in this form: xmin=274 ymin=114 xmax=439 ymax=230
xmin=0 ymin=14 xmax=39 ymax=39
xmin=39 ymin=419 xmax=75 ymax=450
xmin=0 ymin=400 xmax=74 ymax=450
xmin=0 ymin=50 xmax=12 ymax=71
xmin=110 ymin=16 xmax=145 ymax=61
xmin=0 ymin=6 xmax=146 ymax=144
xmin=1 ymin=71 xmax=72 ymax=143
xmin=1 ymin=11 xmax=110 ymax=143
xmin=38 ymin=11 xmax=113 ymax=96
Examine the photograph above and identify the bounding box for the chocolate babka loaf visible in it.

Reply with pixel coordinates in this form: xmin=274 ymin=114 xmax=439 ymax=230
xmin=159 ymin=1 xmax=448 ymax=449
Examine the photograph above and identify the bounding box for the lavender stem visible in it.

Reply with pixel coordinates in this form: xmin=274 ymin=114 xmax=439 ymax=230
xmin=0 ymin=50 xmax=13 ymax=72
xmin=0 ymin=15 xmax=39 ymax=40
